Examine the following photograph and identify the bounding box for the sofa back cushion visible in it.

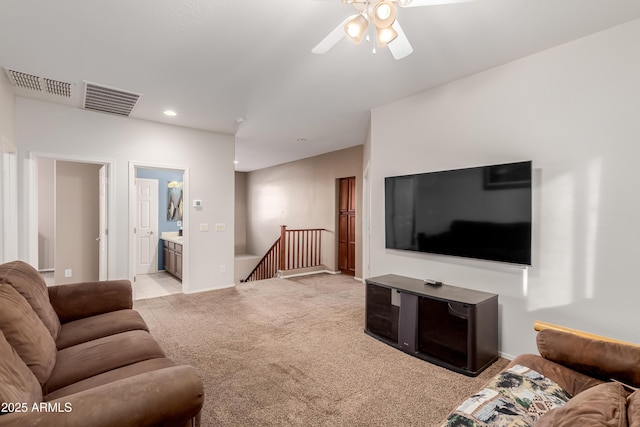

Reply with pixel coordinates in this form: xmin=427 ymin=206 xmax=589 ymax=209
xmin=535 ymin=382 xmax=628 ymax=427
xmin=0 ymin=261 xmax=61 ymax=340
xmin=629 ymin=390 xmax=640 ymax=427
xmin=0 ymin=329 xmax=42 ymax=410
xmin=537 ymin=329 xmax=640 ymax=388
xmin=0 ymin=284 xmax=57 ymax=385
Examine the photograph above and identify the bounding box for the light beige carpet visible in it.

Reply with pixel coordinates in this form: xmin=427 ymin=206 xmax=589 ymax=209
xmin=134 ymin=274 xmax=508 ymax=426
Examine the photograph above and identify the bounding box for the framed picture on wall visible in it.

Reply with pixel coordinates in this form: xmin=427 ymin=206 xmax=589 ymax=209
xmin=167 ymin=181 xmax=183 ymax=221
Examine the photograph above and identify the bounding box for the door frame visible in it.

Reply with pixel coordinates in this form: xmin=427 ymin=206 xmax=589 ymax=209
xmin=128 ymin=161 xmax=189 ymax=293
xmin=363 ymin=161 xmax=371 ymax=279
xmin=1 ymin=136 xmax=18 ymax=263
xmin=26 ymin=151 xmax=116 ymax=279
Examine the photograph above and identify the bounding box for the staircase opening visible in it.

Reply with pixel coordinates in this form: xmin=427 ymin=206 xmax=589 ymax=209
xmin=243 ymin=225 xmax=325 ymax=282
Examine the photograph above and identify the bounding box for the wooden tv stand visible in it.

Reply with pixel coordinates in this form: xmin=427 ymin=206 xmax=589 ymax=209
xmin=364 ymin=274 xmax=498 ymax=376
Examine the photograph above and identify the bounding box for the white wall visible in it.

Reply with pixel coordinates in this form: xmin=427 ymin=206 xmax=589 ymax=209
xmin=16 ymin=98 xmax=235 ymax=293
xmin=369 ymin=19 xmax=640 ymax=357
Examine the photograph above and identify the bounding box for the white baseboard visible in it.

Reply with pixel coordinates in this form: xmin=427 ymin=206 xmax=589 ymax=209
xmin=279 ymin=268 xmax=340 ymax=279
xmin=183 ymin=282 xmax=235 ymax=295
xmin=499 ymin=351 xmax=516 ymax=361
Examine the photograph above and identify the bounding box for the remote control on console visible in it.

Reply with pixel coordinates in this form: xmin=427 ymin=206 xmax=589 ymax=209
xmin=424 ymin=279 xmax=443 ymax=287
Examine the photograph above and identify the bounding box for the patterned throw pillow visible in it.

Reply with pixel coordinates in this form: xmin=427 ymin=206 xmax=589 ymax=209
xmin=441 ymin=365 xmax=572 ymax=427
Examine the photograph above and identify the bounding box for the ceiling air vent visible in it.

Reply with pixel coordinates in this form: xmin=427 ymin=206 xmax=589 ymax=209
xmin=3 ymin=68 xmax=73 ymax=98
xmin=83 ymin=81 xmax=141 ymax=117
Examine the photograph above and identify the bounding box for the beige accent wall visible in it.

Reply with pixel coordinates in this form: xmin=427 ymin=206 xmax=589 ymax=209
xmin=37 ymin=157 xmax=55 ymax=270
xmin=54 ymin=161 xmax=101 ymax=284
xmin=234 ymin=171 xmax=247 ymax=254
xmin=245 ymin=145 xmax=364 ymax=278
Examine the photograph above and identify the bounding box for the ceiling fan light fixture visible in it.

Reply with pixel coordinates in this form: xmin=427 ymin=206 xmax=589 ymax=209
xmin=344 ymin=14 xmax=368 ymax=44
xmin=376 ymin=25 xmax=398 ymax=46
xmin=373 ymin=1 xmax=397 ymax=28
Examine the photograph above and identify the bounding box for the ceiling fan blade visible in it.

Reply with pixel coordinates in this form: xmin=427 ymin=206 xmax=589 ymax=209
xmin=401 ymin=0 xmax=474 ymax=7
xmin=388 ymin=20 xmax=413 ymax=60
xmin=312 ymin=15 xmax=357 ymax=54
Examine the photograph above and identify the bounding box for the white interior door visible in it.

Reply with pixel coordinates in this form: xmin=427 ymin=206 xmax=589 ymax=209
xmin=136 ymin=178 xmax=159 ymax=275
xmin=98 ymin=165 xmax=108 ymax=280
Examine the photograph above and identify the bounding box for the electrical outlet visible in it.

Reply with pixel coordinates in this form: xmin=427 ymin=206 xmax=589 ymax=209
xmin=64 ymin=269 xmax=72 ymax=278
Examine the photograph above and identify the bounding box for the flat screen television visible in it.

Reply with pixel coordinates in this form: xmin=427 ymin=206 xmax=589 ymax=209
xmin=385 ymin=161 xmax=532 ymax=265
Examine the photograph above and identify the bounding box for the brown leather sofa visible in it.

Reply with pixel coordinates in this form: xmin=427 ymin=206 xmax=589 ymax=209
xmin=0 ymin=260 xmax=203 ymax=426
xmin=441 ymin=321 xmax=640 ymax=426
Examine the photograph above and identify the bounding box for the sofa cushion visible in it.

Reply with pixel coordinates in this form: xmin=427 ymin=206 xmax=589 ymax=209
xmin=0 ymin=283 xmax=57 ymax=385
xmin=48 ymin=280 xmax=134 ymax=323
xmin=0 ymin=260 xmax=61 ymax=340
xmin=44 ymin=357 xmax=175 ymax=401
xmin=55 ymin=309 xmax=149 ymax=350
xmin=0 ymin=329 xmax=43 ymax=410
xmin=535 ymin=382 xmax=628 ymax=427
xmin=629 ymin=390 xmax=640 ymax=427
xmin=537 ymin=329 xmax=640 ymax=388
xmin=43 ymin=329 xmax=166 ymax=394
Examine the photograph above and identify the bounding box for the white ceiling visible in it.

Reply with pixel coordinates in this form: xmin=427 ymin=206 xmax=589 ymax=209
xmin=2 ymin=0 xmax=640 ymax=171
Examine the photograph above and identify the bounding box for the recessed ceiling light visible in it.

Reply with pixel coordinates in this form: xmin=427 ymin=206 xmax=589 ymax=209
xmin=234 ymin=160 xmax=239 ymax=164
xmin=296 ymin=138 xmax=307 ymax=142
xmin=164 ymin=110 xmax=177 ymax=117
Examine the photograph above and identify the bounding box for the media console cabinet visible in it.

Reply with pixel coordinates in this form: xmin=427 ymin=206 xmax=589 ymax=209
xmin=365 ymin=274 xmax=498 ymax=376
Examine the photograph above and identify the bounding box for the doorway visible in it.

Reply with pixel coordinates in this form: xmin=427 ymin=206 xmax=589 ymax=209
xmin=32 ymin=154 xmax=114 ymax=284
xmin=130 ymin=162 xmax=188 ymax=299
xmin=337 ymin=176 xmax=357 ymax=276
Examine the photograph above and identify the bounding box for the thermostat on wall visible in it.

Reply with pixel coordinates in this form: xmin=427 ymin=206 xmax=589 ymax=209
xmin=193 ymin=199 xmax=202 ymax=208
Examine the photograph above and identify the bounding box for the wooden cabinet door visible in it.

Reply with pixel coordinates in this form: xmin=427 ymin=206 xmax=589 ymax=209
xmin=175 ymin=252 xmax=182 ymax=279
xmin=338 ymin=177 xmax=356 ymax=275
xmin=163 ymin=244 xmax=169 ymax=272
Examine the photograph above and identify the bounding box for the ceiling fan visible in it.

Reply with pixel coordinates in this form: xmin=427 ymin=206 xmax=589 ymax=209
xmin=312 ymin=0 xmax=474 ymax=60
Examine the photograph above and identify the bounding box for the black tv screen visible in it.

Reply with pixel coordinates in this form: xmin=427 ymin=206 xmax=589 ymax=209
xmin=385 ymin=161 xmax=532 ymax=265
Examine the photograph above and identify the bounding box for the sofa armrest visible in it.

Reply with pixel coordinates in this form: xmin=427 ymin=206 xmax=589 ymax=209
xmin=0 ymin=365 xmax=204 ymax=427
xmin=48 ymin=280 xmax=133 ymax=323
xmin=536 ymin=327 xmax=640 ymax=388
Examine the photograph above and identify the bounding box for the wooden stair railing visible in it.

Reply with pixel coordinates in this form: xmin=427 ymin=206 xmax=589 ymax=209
xmin=244 ymin=237 xmax=281 ymax=282
xmin=243 ymin=225 xmax=325 ymax=282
